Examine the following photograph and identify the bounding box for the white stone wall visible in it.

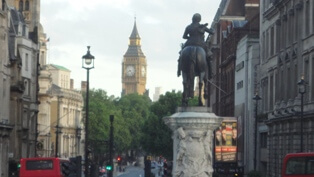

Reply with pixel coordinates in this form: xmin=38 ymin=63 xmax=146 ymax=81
xmin=235 ymin=35 xmax=260 ymax=173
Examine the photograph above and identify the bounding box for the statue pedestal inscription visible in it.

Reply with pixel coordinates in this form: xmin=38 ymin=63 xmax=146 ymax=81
xmin=163 ymin=107 xmax=222 ymax=177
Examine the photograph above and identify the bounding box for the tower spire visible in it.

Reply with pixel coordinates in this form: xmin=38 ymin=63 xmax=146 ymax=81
xmin=130 ymin=17 xmax=140 ymax=39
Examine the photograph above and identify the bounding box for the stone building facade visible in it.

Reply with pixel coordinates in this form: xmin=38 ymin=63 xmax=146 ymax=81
xmin=45 ymin=64 xmax=84 ymax=159
xmin=234 ymin=33 xmax=262 ymax=174
xmin=0 ymin=1 xmax=85 ymax=176
xmin=259 ymin=0 xmax=314 ymax=176
xmin=0 ymin=1 xmax=14 ymax=177
xmin=209 ymin=0 xmax=314 ymax=176
xmin=6 ymin=0 xmax=41 ymax=175
xmin=208 ymin=0 xmax=260 ymax=117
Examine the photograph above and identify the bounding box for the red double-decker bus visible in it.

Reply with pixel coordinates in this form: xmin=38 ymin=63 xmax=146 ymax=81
xmin=281 ymin=152 xmax=314 ymax=177
xmin=19 ymin=157 xmax=69 ymax=177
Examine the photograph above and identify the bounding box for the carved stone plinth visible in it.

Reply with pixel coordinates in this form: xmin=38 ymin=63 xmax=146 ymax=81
xmin=163 ymin=107 xmax=222 ymax=177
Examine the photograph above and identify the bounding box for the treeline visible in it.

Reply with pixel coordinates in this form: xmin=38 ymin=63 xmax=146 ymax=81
xmin=85 ymin=89 xmax=198 ymax=162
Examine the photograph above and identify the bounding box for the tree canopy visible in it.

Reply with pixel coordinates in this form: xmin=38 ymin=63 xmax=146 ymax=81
xmin=85 ymin=89 xmax=198 ymax=161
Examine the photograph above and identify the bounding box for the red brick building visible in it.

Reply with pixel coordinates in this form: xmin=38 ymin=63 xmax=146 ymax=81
xmin=208 ymin=0 xmax=260 ymax=116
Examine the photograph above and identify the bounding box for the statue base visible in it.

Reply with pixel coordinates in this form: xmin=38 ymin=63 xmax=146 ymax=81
xmin=163 ymin=107 xmax=222 ymax=177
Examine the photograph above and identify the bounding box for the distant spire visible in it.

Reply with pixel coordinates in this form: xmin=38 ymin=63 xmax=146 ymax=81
xmin=130 ymin=17 xmax=140 ymax=39
xmin=124 ymin=16 xmax=144 ymax=57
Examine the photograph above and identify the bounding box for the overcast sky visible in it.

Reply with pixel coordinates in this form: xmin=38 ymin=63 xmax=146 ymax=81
xmin=40 ymin=0 xmax=221 ymax=99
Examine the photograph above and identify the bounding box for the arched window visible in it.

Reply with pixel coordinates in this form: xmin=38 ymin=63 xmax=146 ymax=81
xmin=25 ymin=0 xmax=29 ymax=10
xmin=19 ymin=0 xmax=23 ymax=11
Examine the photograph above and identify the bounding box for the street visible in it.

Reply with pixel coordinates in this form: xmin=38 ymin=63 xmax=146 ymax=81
xmin=117 ymin=166 xmax=144 ymax=177
xmin=116 ymin=165 xmax=164 ymax=177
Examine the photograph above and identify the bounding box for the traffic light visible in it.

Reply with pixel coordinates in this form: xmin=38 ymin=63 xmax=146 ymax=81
xmin=106 ymin=163 xmax=112 ymax=171
xmin=61 ymin=162 xmax=71 ymax=176
xmin=68 ymin=156 xmax=82 ymax=177
xmin=117 ymin=156 xmax=121 ymax=165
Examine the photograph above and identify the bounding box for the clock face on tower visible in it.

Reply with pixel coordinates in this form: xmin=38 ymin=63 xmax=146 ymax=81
xmin=126 ymin=65 xmax=135 ymax=76
xmin=141 ymin=66 xmax=146 ymax=77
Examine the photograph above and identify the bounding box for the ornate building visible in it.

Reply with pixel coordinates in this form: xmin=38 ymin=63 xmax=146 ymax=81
xmin=208 ymin=0 xmax=260 ymax=175
xmin=0 ymin=1 xmax=85 ymax=176
xmin=45 ymin=64 xmax=84 ymax=158
xmin=260 ymin=0 xmax=314 ymax=176
xmin=0 ymin=1 xmax=14 ymax=177
xmin=3 ymin=0 xmax=41 ymax=176
xmin=122 ymin=20 xmax=147 ymax=96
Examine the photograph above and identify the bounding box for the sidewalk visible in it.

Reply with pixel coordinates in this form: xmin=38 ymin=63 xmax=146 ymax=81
xmin=114 ymin=165 xmax=128 ymax=177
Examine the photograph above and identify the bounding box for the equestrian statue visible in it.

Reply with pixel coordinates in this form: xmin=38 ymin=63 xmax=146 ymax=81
xmin=177 ymin=13 xmax=214 ymax=106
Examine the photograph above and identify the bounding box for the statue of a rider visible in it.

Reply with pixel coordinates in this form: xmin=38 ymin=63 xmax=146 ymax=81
xmin=177 ymin=13 xmax=214 ymax=77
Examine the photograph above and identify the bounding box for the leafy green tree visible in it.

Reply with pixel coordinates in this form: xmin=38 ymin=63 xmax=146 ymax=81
xmin=86 ymin=89 xmax=199 ymax=162
xmin=141 ymin=91 xmax=183 ymax=160
xmin=86 ymin=89 xmax=132 ymax=155
xmin=116 ymin=93 xmax=152 ymax=157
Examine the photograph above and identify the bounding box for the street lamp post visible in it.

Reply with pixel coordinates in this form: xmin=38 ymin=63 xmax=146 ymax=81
xmin=297 ymin=75 xmax=306 ymax=152
xmin=108 ymin=115 xmax=114 ymax=177
xmin=82 ymin=46 xmax=95 ymax=177
xmin=55 ymin=96 xmax=62 ymax=157
xmin=76 ymin=127 xmax=82 ymax=156
xmin=253 ymin=92 xmax=261 ymax=171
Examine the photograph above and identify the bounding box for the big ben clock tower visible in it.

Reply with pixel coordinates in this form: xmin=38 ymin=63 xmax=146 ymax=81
xmin=122 ymin=19 xmax=147 ymax=96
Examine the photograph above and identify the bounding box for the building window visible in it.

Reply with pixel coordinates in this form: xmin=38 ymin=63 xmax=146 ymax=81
xmin=277 ymin=68 xmax=284 ymax=100
xmin=305 ymin=59 xmax=309 ymax=102
xmin=270 ymin=75 xmax=274 ymax=110
xmin=313 ymin=0 xmax=314 ymax=33
xmin=287 ymin=67 xmax=292 ymax=99
xmin=262 ymin=32 xmax=266 ymax=62
xmin=282 ymin=13 xmax=286 ymax=48
xmin=312 ymin=57 xmax=314 ymax=101
xmin=288 ymin=2 xmax=294 ymax=44
xmin=25 ymin=0 xmax=29 ymax=10
xmin=261 ymin=132 xmax=267 ymax=148
xmin=305 ymin=1 xmax=310 ymax=36
xmin=19 ymin=0 xmax=23 ymax=11
xmin=291 ymin=7 xmax=295 ymax=42
xmin=266 ymin=29 xmax=269 ymax=58
xmin=2 ymin=0 xmax=5 ymax=10
xmin=237 ymin=80 xmax=243 ymax=90
xmin=275 ymin=70 xmax=279 ymax=101
xmin=3 ymin=78 xmax=6 ymax=97
xmin=281 ymin=69 xmax=284 ymax=100
xmin=294 ymin=64 xmax=298 ymax=98
xmin=276 ymin=23 xmax=281 ymax=53
xmin=270 ymin=26 xmax=274 ymax=56
xmin=25 ymin=53 xmax=29 ymax=71
xmin=262 ymin=77 xmax=268 ymax=111
xmin=24 ymin=79 xmax=29 ymax=96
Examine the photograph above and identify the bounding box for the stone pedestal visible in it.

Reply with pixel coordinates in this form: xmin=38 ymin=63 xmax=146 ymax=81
xmin=163 ymin=107 xmax=222 ymax=177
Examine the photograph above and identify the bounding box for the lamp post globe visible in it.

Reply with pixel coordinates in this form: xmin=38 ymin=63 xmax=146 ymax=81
xmin=82 ymin=46 xmax=95 ymax=177
xmin=297 ymin=76 xmax=306 ymax=94
xmin=82 ymin=46 xmax=95 ymax=69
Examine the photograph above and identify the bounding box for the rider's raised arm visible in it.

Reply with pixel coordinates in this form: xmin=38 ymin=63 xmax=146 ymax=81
xmin=205 ymin=27 xmax=215 ymax=35
xmin=183 ymin=27 xmax=190 ymax=39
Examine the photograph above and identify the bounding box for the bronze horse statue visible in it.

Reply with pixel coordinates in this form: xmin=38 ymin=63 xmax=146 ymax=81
xmin=179 ymin=45 xmax=208 ymax=106
xmin=178 ymin=13 xmax=214 ymax=106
